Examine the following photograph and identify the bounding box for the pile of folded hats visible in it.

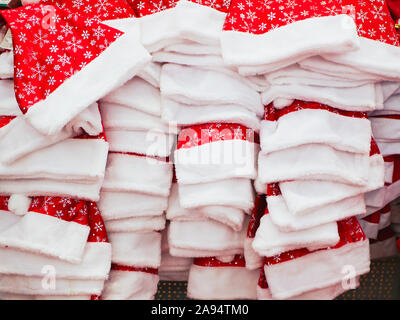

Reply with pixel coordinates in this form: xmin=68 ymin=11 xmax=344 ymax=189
xmin=0 ymin=0 xmax=399 ymax=300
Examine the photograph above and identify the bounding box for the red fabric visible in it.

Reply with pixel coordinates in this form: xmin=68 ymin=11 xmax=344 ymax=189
xmin=0 ymin=116 xmax=15 ymax=128
xmin=247 ymin=194 xmax=266 ymax=238
xmin=0 ymin=196 xmax=9 ymax=211
xmin=266 ymin=183 xmax=280 ymax=197
xmin=41 ymin=0 xmax=135 ymax=21
xmin=224 ymin=0 xmax=399 ymax=46
xmin=177 ymin=123 xmax=259 ymax=149
xmin=126 ymin=0 xmax=230 ymax=17
xmin=257 ymin=267 xmax=268 ymax=289
xmin=387 ymin=0 xmax=400 ymax=20
xmin=112 ymin=263 xmax=158 ymax=275
xmin=263 ymin=101 xmax=368 ymax=122
xmin=370 ymin=137 xmax=381 ymax=157
xmin=264 ymin=217 xmax=365 ymax=266
xmin=87 ymin=201 xmax=108 ymax=243
xmin=29 ymin=196 xmax=90 ymax=226
xmin=194 ymin=254 xmax=246 ymax=267
xmin=370 ymin=226 xmax=396 ymax=242
xmin=361 ymin=210 xmax=381 ymax=224
xmin=1 ymin=4 xmax=123 ymax=114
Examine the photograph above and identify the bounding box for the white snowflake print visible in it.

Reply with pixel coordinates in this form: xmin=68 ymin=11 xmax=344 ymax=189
xmin=59 ymin=198 xmax=72 ymax=208
xmin=72 ymin=0 xmax=84 ymax=9
xmin=83 ymin=51 xmax=93 ymax=59
xmin=47 ymin=76 xmax=56 ymax=85
xmin=15 ymin=69 xmax=24 ymax=78
xmin=93 ymin=222 xmax=103 ymax=232
xmin=49 ymin=44 xmax=59 ymax=53
xmin=95 ymin=0 xmax=112 ymax=13
xmin=136 ymin=1 xmax=145 ymax=10
xmin=280 ymin=11 xmax=299 ymax=24
xmin=18 ymin=33 xmax=27 ymax=43
xmin=14 ymin=45 xmax=23 ymax=55
xmin=22 ymin=82 xmax=36 ymax=95
xmin=57 ymin=53 xmax=71 ymax=66
xmin=357 ymin=9 xmax=368 ymax=23
xmin=45 ymin=55 xmax=54 ymax=64
xmin=92 ymin=26 xmax=105 ymax=40
xmin=31 ymin=62 xmax=47 ymax=81
xmin=267 ymin=12 xmax=276 ymax=20
xmin=66 ymin=36 xmax=83 ymax=53
xmin=33 ymin=29 xmax=49 ymax=48
xmin=371 ymin=5 xmax=386 ymax=20
xmin=60 ymin=23 xmax=74 ymax=37
xmin=246 ymin=10 xmax=257 ymax=22
xmin=55 ymin=210 xmax=64 ymax=219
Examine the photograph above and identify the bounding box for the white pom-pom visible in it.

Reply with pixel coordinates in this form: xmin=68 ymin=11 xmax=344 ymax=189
xmin=8 ymin=194 xmax=31 ymax=216
xmin=216 ymin=255 xmax=235 ymax=263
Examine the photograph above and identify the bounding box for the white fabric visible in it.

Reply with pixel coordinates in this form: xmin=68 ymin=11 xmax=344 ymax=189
xmin=105 ymin=215 xmax=166 ymax=233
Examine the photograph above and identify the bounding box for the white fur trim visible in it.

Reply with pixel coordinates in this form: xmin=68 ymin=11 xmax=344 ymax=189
xmin=175 ymin=140 xmax=259 ymax=184
xmin=178 ymin=178 xmax=254 ymax=211
xmin=258 ymin=143 xmax=370 ymax=186
xmin=253 ymin=214 xmax=339 ymax=257
xmin=167 ymin=183 xmax=244 ymax=231
xmin=161 ymin=64 xmax=263 ymax=116
xmin=106 ymin=129 xmax=175 ymax=158
xmin=102 ymin=153 xmax=173 ymax=196
xmin=0 ymin=138 xmax=109 ymax=182
xmin=137 ymin=62 xmax=162 ymax=88
xmin=0 ymin=211 xmax=90 ymax=263
xmin=101 ymin=76 xmax=161 ymax=117
xmin=161 ymin=97 xmax=261 ymax=131
xmin=102 ymin=270 xmax=159 ymax=300
xmin=358 ymin=218 xmax=379 ymax=239
xmin=26 ymin=26 xmax=151 ymax=135
xmin=169 ymin=245 xmax=243 ymax=258
xmin=261 ymin=82 xmax=380 ymax=112
xmin=99 ymin=190 xmax=168 ymax=221
xmin=0 ymin=52 xmax=13 ymax=80
xmin=221 ymin=15 xmax=358 ymax=70
xmin=371 ymin=117 xmax=400 ymax=141
xmin=109 ymin=231 xmax=162 ymax=268
xmin=168 ymin=218 xmax=247 ymax=253
xmin=279 ymin=154 xmax=384 ymax=215
xmin=260 ymin=109 xmax=371 ymax=154
xmin=105 ymin=215 xmax=166 ymax=233
xmin=187 ymin=265 xmax=259 ymax=299
xmin=244 ymin=238 xmax=263 ymax=270
xmin=0 ymin=79 xmax=19 ymax=115
xmin=0 ymin=242 xmax=111 ymax=280
xmin=323 ymin=37 xmax=400 ymax=80
xmin=265 ymin=240 xmax=370 ymax=299
xmin=269 ymin=194 xmax=365 ymax=232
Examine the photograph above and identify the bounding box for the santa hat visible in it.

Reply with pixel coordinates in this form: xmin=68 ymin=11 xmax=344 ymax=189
xmin=161 ymin=64 xmax=263 ymax=117
xmin=108 ymin=231 xmax=162 ymax=268
xmin=258 ymin=141 xmax=370 ymax=186
xmin=256 ymin=267 xmax=358 ymax=300
xmin=102 ymin=152 xmax=173 ymax=197
xmin=262 ymin=82 xmax=382 ymax=112
xmin=264 ymin=217 xmax=370 ymax=299
xmin=221 ymin=0 xmax=359 ymax=74
xmin=322 ymin=0 xmax=400 ymax=80
xmin=174 ymin=123 xmax=259 ymax=185
xmin=102 ymin=264 xmax=159 ymax=300
xmin=102 ymin=77 xmax=162 ymax=117
xmin=167 ymin=183 xmax=245 ymax=232
xmin=260 ymin=101 xmax=371 ymax=155
xmin=278 ymin=138 xmax=384 ymax=216
xmin=0 ymin=103 xmax=103 ymax=165
xmin=1 ymin=3 xmax=150 ymax=135
xmin=168 ymin=217 xmax=248 ymax=258
xmin=267 ymin=183 xmax=366 ymax=232
xmin=253 ymin=197 xmax=340 ymax=257
xmin=177 ymin=177 xmax=254 ymax=212
xmin=244 ymin=194 xmax=265 ymax=270
xmin=187 ymin=255 xmax=259 ymax=300
xmin=98 ymin=190 xmax=168 ymax=221
xmin=0 ymin=200 xmax=111 ymax=296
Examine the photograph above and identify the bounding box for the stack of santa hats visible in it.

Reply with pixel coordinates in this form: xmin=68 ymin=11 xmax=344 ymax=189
xmin=0 ymin=0 xmax=152 ymax=299
xmin=98 ymin=74 xmax=174 ymax=299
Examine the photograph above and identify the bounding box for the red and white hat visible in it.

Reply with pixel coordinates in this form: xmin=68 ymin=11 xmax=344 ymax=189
xmin=174 ymin=123 xmax=259 ymax=185
xmin=1 ymin=3 xmax=150 ymax=135
xmin=187 ymin=255 xmax=259 ymax=299
xmin=322 ymin=0 xmax=400 ymax=80
xmin=221 ymin=0 xmax=359 ymax=74
xmin=263 ymin=217 xmax=370 ymax=299
xmin=267 ymin=183 xmax=366 ymax=232
xmin=279 ymin=138 xmax=384 ymax=216
xmin=102 ymin=264 xmax=159 ymax=300
xmin=260 ymin=101 xmax=371 ymax=155
xmin=0 ymin=199 xmax=111 ymax=297
xmin=253 ymin=191 xmax=340 ymax=257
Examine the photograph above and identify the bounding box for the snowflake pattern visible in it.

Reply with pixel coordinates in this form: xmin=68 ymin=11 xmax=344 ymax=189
xmin=28 ymin=196 xmax=108 ymax=243
xmin=2 ymin=3 xmax=124 ymax=114
xmin=223 ymin=0 xmax=399 ymax=46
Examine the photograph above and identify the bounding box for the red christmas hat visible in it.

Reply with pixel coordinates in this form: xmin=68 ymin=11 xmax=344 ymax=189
xmin=221 ymin=0 xmax=359 ymax=73
xmin=1 ymin=3 xmax=149 ymax=135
